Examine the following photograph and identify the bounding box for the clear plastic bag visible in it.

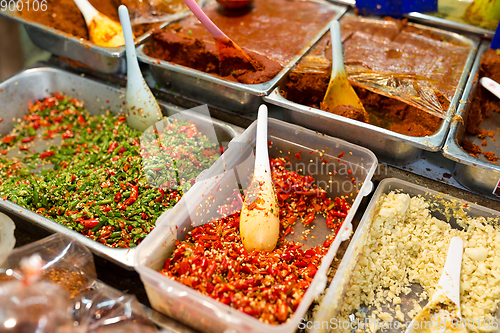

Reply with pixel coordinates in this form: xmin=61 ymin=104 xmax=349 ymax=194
xmin=0 ymin=234 xmax=159 ymax=332
xmin=0 ymin=233 xmax=96 ymax=298
xmin=0 ymin=254 xmax=74 ymax=333
xmin=72 ymin=283 xmax=158 ymax=333
xmin=346 ymin=64 xmax=451 ymax=119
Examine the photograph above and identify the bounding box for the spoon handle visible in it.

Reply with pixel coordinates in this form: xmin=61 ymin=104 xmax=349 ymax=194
xmin=73 ymin=0 xmax=99 ymax=23
xmin=330 ymin=20 xmax=346 ymax=77
xmin=118 ymin=5 xmax=141 ymax=76
xmin=480 ymin=77 xmax=500 ymax=100
xmin=435 ymin=236 xmax=463 ymax=308
xmin=182 ymin=0 xmax=228 ymax=40
xmin=255 ymin=104 xmax=270 ymax=175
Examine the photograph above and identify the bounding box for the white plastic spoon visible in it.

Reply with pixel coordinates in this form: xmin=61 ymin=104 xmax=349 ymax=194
xmin=240 ymin=105 xmax=280 ymax=252
xmin=480 ymin=77 xmax=500 ymax=100
xmin=405 ymin=237 xmax=466 ymax=333
xmin=73 ymin=0 xmax=126 ymax=47
xmin=119 ymin=5 xmax=162 ymax=132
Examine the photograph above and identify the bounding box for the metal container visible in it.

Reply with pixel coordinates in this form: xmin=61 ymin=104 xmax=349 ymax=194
xmin=135 ymin=117 xmax=377 ymax=333
xmin=0 ymin=9 xmax=189 ymax=74
xmin=136 ymin=1 xmax=348 ymax=113
xmin=442 ymin=42 xmax=500 ymax=199
xmin=0 ymin=67 xmax=243 ymax=269
xmin=406 ymin=12 xmax=495 ymax=39
xmin=310 ymin=177 xmax=500 ymax=333
xmin=325 ymin=0 xmax=495 ymax=38
xmin=264 ymin=21 xmax=479 ymax=165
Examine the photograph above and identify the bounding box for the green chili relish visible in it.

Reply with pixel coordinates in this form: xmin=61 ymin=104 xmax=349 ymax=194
xmin=0 ymin=94 xmax=220 ymax=248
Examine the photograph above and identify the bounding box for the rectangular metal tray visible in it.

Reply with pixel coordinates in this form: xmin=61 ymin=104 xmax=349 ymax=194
xmin=406 ymin=12 xmax=495 ymax=39
xmin=442 ymin=42 xmax=500 ymax=199
xmin=263 ymin=18 xmax=479 ymax=165
xmin=0 ymin=8 xmax=191 ymax=74
xmin=310 ymin=177 xmax=500 ymax=333
xmin=325 ymin=0 xmax=495 ymax=38
xmin=0 ymin=66 xmax=243 ymax=269
xmin=135 ymin=117 xmax=377 ymax=333
xmin=136 ymin=0 xmax=348 ymax=113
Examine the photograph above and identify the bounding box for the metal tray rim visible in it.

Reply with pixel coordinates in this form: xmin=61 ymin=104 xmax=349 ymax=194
xmin=442 ymin=42 xmax=500 ymax=172
xmin=406 ymin=11 xmax=495 ymax=39
xmin=135 ymin=1 xmax=348 ymax=96
xmin=264 ymin=18 xmax=480 ymax=152
xmin=0 ymin=66 xmax=243 ymax=269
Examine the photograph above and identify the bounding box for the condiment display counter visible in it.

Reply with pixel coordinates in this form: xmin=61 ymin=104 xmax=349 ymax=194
xmin=1 ymin=3 xmax=500 ymax=333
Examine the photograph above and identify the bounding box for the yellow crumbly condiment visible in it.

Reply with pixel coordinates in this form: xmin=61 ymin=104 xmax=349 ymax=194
xmin=328 ymin=192 xmax=500 ymax=333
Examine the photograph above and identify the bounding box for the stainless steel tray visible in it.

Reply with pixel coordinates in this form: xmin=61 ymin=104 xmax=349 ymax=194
xmin=406 ymin=12 xmax=495 ymax=39
xmin=325 ymin=0 xmax=495 ymax=38
xmin=136 ymin=1 xmax=348 ymax=113
xmin=311 ymin=177 xmax=500 ymax=333
xmin=264 ymin=20 xmax=479 ymax=165
xmin=442 ymin=42 xmax=500 ymax=199
xmin=0 ymin=8 xmax=191 ymax=74
xmin=0 ymin=66 xmax=243 ymax=269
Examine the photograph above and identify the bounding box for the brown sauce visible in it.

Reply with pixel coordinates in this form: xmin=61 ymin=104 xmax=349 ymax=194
xmin=283 ymin=16 xmax=471 ymax=137
xmin=144 ymin=0 xmax=339 ymax=83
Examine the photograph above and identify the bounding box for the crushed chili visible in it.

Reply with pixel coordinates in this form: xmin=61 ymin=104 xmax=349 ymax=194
xmin=159 ymin=157 xmax=351 ymax=324
xmin=0 ymin=94 xmax=220 ymax=248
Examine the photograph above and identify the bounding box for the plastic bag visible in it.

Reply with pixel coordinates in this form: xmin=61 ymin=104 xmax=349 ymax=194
xmin=346 ymin=64 xmax=451 ymax=119
xmin=123 ymin=0 xmax=208 ymax=26
xmin=72 ymin=283 xmax=158 ymax=333
xmin=0 ymin=254 xmax=75 ymax=332
xmin=0 ymin=234 xmax=160 ymax=332
xmin=0 ymin=233 xmax=96 ymax=298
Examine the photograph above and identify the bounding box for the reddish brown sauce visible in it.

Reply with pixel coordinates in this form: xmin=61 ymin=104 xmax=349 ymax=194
xmin=147 ymin=30 xmax=282 ymax=84
xmin=284 ymin=16 xmax=471 ymax=137
xmin=145 ymin=0 xmax=338 ymax=83
xmin=462 ymin=48 xmax=500 ymax=163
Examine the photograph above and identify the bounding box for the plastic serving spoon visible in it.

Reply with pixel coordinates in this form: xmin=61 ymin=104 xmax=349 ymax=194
xmin=119 ymin=5 xmax=162 ymax=132
xmin=240 ymin=105 xmax=280 ymax=252
xmin=480 ymin=77 xmax=500 ymax=100
xmin=73 ymin=0 xmax=126 ymax=47
xmin=405 ymin=237 xmax=466 ymax=333
xmin=322 ymin=21 xmax=366 ymax=114
xmin=182 ymin=0 xmax=258 ymax=76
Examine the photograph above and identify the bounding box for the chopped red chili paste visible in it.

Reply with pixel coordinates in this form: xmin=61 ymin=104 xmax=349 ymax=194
xmin=159 ymin=157 xmax=352 ymax=324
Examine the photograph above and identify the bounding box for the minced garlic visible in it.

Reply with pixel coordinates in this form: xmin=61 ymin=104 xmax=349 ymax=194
xmin=327 ymin=192 xmax=500 ymax=333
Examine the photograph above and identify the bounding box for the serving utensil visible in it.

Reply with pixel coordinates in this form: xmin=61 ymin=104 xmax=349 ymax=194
xmin=240 ymin=105 xmax=280 ymax=252
xmin=322 ymin=21 xmax=366 ymax=114
xmin=73 ymin=0 xmax=126 ymax=47
xmin=119 ymin=5 xmax=162 ymax=132
xmin=480 ymin=77 xmax=500 ymax=100
xmin=182 ymin=0 xmax=259 ymax=76
xmin=405 ymin=237 xmax=466 ymax=333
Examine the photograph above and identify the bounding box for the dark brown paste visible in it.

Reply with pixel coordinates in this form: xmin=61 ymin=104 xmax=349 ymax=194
xmin=462 ymin=49 xmax=500 ymax=163
xmin=284 ymin=16 xmax=471 ymax=137
xmin=144 ymin=0 xmax=339 ymax=83
xmin=466 ymin=49 xmax=500 ymax=135
xmin=319 ymin=104 xmax=368 ymax=123
xmin=147 ymin=29 xmax=282 ymax=84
